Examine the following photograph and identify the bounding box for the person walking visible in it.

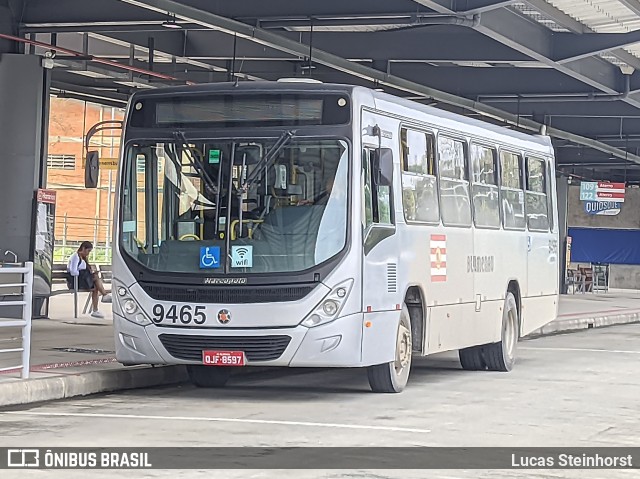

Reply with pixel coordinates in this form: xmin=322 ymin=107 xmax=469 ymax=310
xmin=66 ymin=241 xmax=111 ymax=318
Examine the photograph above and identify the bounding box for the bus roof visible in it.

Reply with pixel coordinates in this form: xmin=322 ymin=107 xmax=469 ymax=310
xmin=128 ymin=80 xmax=355 ymax=100
xmin=367 ymin=88 xmax=552 ymax=153
xmin=129 ymin=81 xmax=553 ymax=153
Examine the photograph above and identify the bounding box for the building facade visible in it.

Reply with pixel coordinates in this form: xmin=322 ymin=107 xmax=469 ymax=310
xmin=47 ymin=97 xmax=124 ymax=262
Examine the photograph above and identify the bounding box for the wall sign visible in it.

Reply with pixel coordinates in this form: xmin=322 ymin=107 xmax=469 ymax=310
xmin=583 ymin=201 xmax=622 ymax=216
xmin=33 ymin=189 xmax=56 ymax=301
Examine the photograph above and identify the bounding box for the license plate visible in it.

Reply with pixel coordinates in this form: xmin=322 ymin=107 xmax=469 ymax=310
xmin=202 ymin=350 xmax=246 ymax=366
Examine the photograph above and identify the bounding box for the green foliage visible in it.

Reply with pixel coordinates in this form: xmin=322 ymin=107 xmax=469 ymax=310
xmin=53 ymin=246 xmax=112 ymax=265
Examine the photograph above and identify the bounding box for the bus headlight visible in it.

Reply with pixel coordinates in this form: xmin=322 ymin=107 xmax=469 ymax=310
xmin=322 ymin=300 xmax=339 ymax=316
xmin=114 ymin=283 xmax=152 ymax=326
xmin=302 ymin=279 xmax=354 ymax=328
xmin=123 ymin=300 xmax=137 ymax=315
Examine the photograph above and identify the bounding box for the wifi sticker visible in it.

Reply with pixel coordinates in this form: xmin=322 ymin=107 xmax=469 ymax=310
xmin=231 ymin=245 xmax=253 ymax=268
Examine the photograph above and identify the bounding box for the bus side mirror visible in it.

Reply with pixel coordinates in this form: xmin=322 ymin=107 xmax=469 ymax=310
xmin=85 ymin=151 xmax=100 ymax=188
xmin=373 ymin=148 xmax=394 ymax=186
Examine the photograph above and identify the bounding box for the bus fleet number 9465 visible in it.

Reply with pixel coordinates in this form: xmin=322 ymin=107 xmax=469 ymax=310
xmin=151 ymin=304 xmax=207 ymax=325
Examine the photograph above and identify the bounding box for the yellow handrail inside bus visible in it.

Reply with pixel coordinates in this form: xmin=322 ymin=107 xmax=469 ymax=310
xmin=230 ymin=219 xmax=264 ymax=240
xmin=134 ymin=236 xmax=147 ymax=254
xmin=179 ymin=233 xmax=201 ymax=241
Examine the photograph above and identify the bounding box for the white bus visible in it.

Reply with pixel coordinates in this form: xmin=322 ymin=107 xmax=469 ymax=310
xmin=111 ymin=81 xmax=559 ymax=393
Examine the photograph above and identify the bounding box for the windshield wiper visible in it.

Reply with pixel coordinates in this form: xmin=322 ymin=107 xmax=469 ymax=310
xmin=173 ymin=131 xmax=219 ymax=196
xmin=234 ymin=130 xmax=295 ymax=238
xmin=238 ymin=129 xmax=296 ymax=196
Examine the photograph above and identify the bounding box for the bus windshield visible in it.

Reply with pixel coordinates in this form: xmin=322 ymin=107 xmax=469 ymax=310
xmin=120 ymin=137 xmax=349 ymax=275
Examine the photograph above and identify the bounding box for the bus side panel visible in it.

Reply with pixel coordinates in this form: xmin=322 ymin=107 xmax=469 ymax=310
xmin=426 ymin=304 xmax=480 ymax=354
xmin=524 ymin=229 xmax=559 ymax=335
xmin=473 ymin=228 xmax=524 ymax=345
xmin=522 ymin=156 xmax=560 ymax=335
xmin=424 ymin=228 xmax=476 ymax=353
xmin=521 ymin=295 xmax=558 ymax=337
xmin=526 ymin=228 xmax=558 ymax=298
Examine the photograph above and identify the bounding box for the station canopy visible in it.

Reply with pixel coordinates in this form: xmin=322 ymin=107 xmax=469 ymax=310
xmin=3 ymin=0 xmax=640 ymax=183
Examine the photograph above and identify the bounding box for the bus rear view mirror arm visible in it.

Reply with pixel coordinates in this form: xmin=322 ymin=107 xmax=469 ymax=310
xmin=373 ymin=148 xmax=394 ymax=186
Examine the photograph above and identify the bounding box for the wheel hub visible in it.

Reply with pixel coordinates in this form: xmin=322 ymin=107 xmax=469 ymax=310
xmin=395 ymin=323 xmax=412 ymax=372
xmin=504 ymin=307 xmax=517 ymax=359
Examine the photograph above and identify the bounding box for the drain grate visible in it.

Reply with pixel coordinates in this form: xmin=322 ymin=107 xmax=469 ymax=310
xmin=48 ymin=347 xmax=115 ymax=355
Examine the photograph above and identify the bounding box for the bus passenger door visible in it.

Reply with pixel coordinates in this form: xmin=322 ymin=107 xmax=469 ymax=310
xmin=522 ymin=157 xmax=559 ymax=334
xmin=361 ymin=143 xmax=399 ymax=314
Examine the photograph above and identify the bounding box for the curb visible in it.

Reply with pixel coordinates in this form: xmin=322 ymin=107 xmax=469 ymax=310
xmin=0 ymin=365 xmax=188 ymax=408
xmin=528 ymin=311 xmax=640 ymax=338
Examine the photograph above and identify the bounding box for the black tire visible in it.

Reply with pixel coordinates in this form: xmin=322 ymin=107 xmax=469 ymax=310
xmin=187 ymin=365 xmax=232 ymax=388
xmin=484 ymin=292 xmax=519 ymax=372
xmin=367 ymin=305 xmax=412 ymax=393
xmin=459 ymin=346 xmax=486 ymax=371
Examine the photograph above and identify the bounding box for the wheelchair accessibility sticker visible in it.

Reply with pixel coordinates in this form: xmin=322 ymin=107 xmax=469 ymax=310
xmin=231 ymin=245 xmax=253 ymax=268
xmin=199 ymin=246 xmax=221 ymax=269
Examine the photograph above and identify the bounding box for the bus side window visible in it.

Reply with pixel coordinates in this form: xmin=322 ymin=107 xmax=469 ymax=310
xmin=401 ymin=128 xmax=439 ymax=223
xmin=362 ymin=147 xmax=393 ymax=227
xmin=470 ymin=143 xmax=500 ymax=228
xmin=499 ymin=150 xmax=526 ymax=230
xmin=525 ymin=156 xmax=550 ymax=231
xmin=437 ymin=136 xmax=471 ymax=227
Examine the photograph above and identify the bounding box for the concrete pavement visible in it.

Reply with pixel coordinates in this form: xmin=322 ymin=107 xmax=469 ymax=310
xmin=0 ymin=289 xmax=638 ymax=407
xmin=531 ymin=289 xmax=640 ymax=336
xmin=0 ymin=293 xmax=187 ymax=406
xmin=1 ymin=323 xmax=639 ymax=478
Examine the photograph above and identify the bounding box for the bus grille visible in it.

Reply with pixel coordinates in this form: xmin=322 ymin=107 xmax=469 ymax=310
xmin=158 ymin=334 xmax=292 ymax=362
xmin=140 ymin=283 xmax=315 ymax=304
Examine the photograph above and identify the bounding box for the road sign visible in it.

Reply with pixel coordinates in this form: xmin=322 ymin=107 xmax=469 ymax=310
xmin=199 ymin=246 xmax=221 ymax=269
xmin=579 ymin=182 xmax=597 ymax=200
xmin=580 ymin=181 xmax=625 ymax=202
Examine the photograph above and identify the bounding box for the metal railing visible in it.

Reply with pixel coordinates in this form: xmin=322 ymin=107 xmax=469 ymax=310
xmin=55 ymin=214 xmax=113 ymax=264
xmin=0 ymin=262 xmax=33 ymax=379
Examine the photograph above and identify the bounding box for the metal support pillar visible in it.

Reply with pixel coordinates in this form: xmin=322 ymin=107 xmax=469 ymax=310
xmin=0 ymin=54 xmax=51 ymax=316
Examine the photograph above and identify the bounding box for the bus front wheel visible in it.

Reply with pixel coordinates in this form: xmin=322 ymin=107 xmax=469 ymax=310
xmin=367 ymin=305 xmax=412 ymax=393
xmin=187 ymin=365 xmax=232 ymax=388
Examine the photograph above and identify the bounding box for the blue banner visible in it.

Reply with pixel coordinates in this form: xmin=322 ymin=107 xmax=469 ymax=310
xmin=568 ymin=227 xmax=640 ymax=265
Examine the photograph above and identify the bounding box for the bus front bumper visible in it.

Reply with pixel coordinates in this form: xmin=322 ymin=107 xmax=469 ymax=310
xmin=114 ymin=311 xmax=396 ymax=368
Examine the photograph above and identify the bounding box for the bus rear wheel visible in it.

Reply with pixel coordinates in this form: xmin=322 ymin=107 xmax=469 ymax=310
xmin=458 ymin=292 xmax=519 ymax=372
xmin=458 ymin=346 xmax=486 ymax=370
xmin=187 ymin=365 xmax=232 ymax=388
xmin=367 ymin=305 xmax=412 ymax=393
xmin=484 ymin=292 xmax=519 ymax=372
